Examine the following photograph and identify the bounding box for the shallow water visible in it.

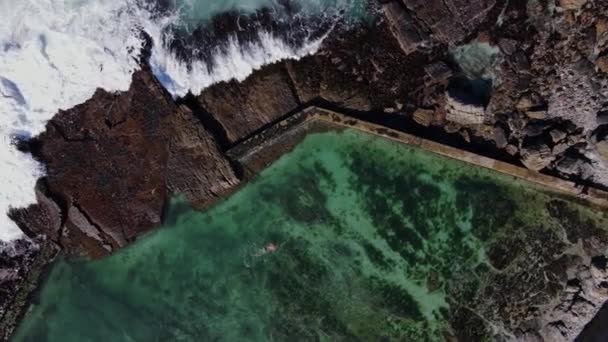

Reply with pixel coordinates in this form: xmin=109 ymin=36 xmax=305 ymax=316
xmin=12 ymin=129 xmax=604 ymax=341
xmin=169 ymin=0 xmax=369 ymax=29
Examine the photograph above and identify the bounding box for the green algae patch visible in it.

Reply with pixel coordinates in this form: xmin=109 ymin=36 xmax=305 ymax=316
xmin=13 ymin=129 xmax=608 ymax=341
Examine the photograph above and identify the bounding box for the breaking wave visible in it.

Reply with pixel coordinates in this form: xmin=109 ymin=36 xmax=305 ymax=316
xmin=0 ymin=0 xmax=365 ymax=241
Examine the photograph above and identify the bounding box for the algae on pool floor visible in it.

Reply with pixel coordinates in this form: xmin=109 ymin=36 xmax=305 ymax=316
xmin=13 ymin=129 xmax=608 ymax=341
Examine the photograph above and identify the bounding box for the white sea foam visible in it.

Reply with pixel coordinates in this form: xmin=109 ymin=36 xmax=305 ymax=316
xmin=0 ymin=0 xmax=144 ymax=241
xmin=0 ymin=0 xmax=331 ymax=241
xmin=149 ymin=29 xmax=328 ymax=97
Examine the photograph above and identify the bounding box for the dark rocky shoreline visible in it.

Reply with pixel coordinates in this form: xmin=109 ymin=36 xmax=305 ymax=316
xmin=3 ymin=0 xmax=608 ymax=340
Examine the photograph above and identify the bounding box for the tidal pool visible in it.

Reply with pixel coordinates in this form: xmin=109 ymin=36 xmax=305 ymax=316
xmin=12 ymin=129 xmax=608 ymax=341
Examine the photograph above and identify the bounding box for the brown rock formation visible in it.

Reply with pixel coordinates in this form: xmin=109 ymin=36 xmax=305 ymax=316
xmin=11 ymin=69 xmax=239 ymax=258
xmin=197 ymin=63 xmax=300 ymax=144
xmin=36 ymin=70 xmax=173 ymax=255
xmin=165 ymin=105 xmax=240 ymax=209
xmin=383 ymin=0 xmax=498 ymax=54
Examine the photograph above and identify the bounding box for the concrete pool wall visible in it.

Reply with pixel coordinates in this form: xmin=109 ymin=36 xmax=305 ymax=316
xmin=228 ymin=105 xmax=608 ymax=210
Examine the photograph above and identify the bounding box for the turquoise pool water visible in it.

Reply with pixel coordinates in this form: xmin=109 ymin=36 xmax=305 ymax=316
xmin=12 ymin=129 xmax=606 ymax=341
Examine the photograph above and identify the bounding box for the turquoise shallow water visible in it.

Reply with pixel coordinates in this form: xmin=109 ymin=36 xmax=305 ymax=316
xmin=12 ymin=129 xmax=606 ymax=341
xmin=168 ymin=0 xmax=369 ymax=30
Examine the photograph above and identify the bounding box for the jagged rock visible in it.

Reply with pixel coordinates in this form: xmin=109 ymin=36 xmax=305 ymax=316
xmin=493 ymin=126 xmax=509 ymax=148
xmin=60 ymin=205 xmax=116 ymax=258
xmin=508 ymin=116 xmax=528 ymax=136
xmin=516 ymin=95 xmax=535 ymax=111
xmin=526 ymin=109 xmax=548 ymax=120
xmin=20 ymin=69 xmax=239 ymax=258
xmin=556 ymin=156 xmax=586 ymax=175
xmin=597 ymin=55 xmax=608 ymax=73
xmin=388 ymin=0 xmax=498 ymax=49
xmin=444 ymin=122 xmax=462 ymax=134
xmin=521 ymin=140 xmax=556 ymax=171
xmin=8 ymin=180 xmax=62 ymax=241
xmin=506 ymin=144 xmax=519 ymax=156
xmin=284 ymin=56 xmax=373 ymax=111
xmin=523 ymin=122 xmax=552 ymax=137
xmin=559 ymin=0 xmax=587 ymax=10
xmin=547 ymin=61 xmax=606 ymax=133
xmin=498 ymin=38 xmax=519 ymax=55
xmin=596 ymin=140 xmax=608 ymax=161
xmin=550 ymin=129 xmax=568 ymax=143
xmin=597 ymin=18 xmax=608 ymax=47
xmin=554 ymin=142 xmax=570 ymax=155
xmin=445 ymin=93 xmax=486 ymax=125
xmin=413 ymin=108 xmax=434 ymax=127
xmin=460 ymin=129 xmax=471 ymax=143
xmin=424 ymin=62 xmax=452 ymax=84
xmin=36 ymin=70 xmax=174 ymax=255
xmin=197 ymin=63 xmax=299 ymax=144
xmin=537 ymin=254 xmax=608 ymax=341
xmin=0 ymin=239 xmax=57 ymax=340
xmin=164 ymin=106 xmax=239 ymax=209
xmin=381 ymin=2 xmax=428 ymax=55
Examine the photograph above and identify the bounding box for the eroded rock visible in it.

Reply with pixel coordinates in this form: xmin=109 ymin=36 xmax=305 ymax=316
xmin=197 ymin=63 xmax=299 ymax=144
xmin=165 ymin=105 xmax=240 ymax=209
xmin=16 ymin=69 xmax=239 ymax=258
xmin=446 ymin=93 xmax=486 ymax=125
xmin=413 ymin=108 xmax=434 ymax=127
xmin=36 ymin=70 xmax=174 ymax=254
xmin=521 ymin=140 xmax=556 ymax=171
xmin=0 ymin=239 xmax=57 ymax=340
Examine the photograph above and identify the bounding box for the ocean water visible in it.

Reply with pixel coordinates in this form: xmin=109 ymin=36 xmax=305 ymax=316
xmin=169 ymin=0 xmax=369 ymax=30
xmin=0 ymin=0 xmax=367 ymax=241
xmin=13 ymin=129 xmax=602 ymax=341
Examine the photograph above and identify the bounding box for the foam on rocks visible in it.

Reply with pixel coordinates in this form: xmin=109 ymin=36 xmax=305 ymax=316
xmin=0 ymin=0 xmax=331 ymax=241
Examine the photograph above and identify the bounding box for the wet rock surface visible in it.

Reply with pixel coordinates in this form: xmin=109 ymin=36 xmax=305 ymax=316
xmin=197 ymin=63 xmax=300 ymax=144
xmin=164 ymin=105 xmax=240 ymax=209
xmin=0 ymin=239 xmax=57 ymax=340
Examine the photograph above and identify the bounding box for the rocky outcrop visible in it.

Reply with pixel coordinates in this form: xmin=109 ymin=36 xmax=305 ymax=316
xmin=29 ymin=69 xmax=174 ymax=256
xmin=412 ymin=108 xmax=434 ymax=127
xmin=520 ymin=139 xmax=556 ymax=171
xmin=0 ymin=239 xmax=57 ymax=340
xmin=164 ymin=105 xmax=240 ymax=209
xmin=197 ymin=64 xmax=300 ymax=144
xmin=445 ymin=91 xmax=487 ymax=125
xmin=383 ymin=0 xmax=498 ymax=54
xmin=11 ymin=69 xmax=239 ymax=258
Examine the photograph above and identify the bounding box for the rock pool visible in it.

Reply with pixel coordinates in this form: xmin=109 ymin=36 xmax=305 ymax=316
xmin=13 ymin=129 xmax=608 ymax=341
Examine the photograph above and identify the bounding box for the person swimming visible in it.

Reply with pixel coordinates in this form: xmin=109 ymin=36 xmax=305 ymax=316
xmin=253 ymin=242 xmax=278 ymax=257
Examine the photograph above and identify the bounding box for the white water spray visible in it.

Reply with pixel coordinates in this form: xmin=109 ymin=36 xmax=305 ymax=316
xmin=0 ymin=0 xmax=340 ymax=241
